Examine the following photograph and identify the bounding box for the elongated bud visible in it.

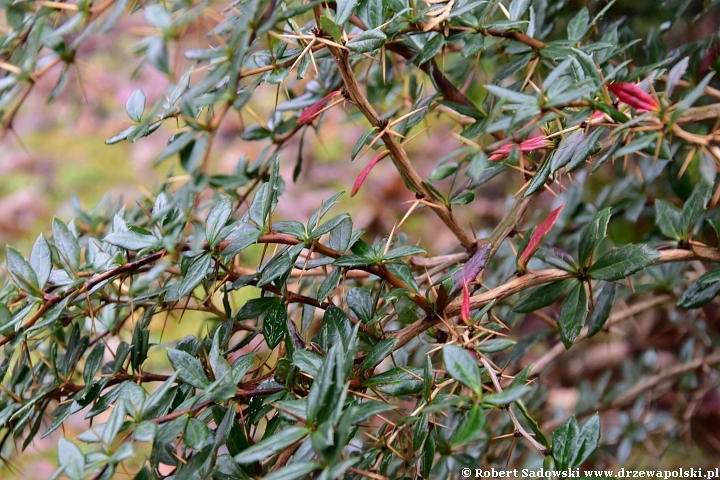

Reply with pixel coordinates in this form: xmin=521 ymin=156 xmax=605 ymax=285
xmin=351 ymin=151 xmax=389 ymax=196
xmin=518 ymin=204 xmax=565 ymax=272
xmin=607 ymin=82 xmax=659 ymax=112
xmin=488 ymin=136 xmax=551 ymax=161
xmin=461 ymin=278 xmax=471 ymax=323
xmin=297 ymin=91 xmax=342 ymax=124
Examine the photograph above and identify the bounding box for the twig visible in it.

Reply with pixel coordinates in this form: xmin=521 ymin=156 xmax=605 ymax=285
xmin=480 ymin=357 xmax=550 ymax=455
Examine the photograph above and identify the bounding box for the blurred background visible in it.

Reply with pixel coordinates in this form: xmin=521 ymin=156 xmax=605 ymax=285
xmin=2 ymin=0 xmax=720 ymax=477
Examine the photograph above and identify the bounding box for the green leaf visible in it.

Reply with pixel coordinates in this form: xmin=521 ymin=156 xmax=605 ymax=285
xmin=360 ymin=339 xmax=398 ymax=374
xmin=319 ymin=17 xmax=342 ymax=43
xmin=680 ymin=180 xmax=712 ymax=237
xmin=5 ymin=246 xmax=41 ymax=295
xmin=223 ymin=223 xmax=261 ymax=257
xmin=362 ymin=367 xmax=424 ymax=396
xmin=475 ymin=338 xmax=516 ymax=353
xmin=573 ymin=413 xmax=601 ymax=468
xmin=442 ymin=344 xmax=482 ymax=396
xmin=551 ymin=130 xmax=584 ymax=172
xmin=57 ymin=438 xmax=85 ymax=480
xmin=307 ymin=346 xmax=339 ymax=425
xmin=53 ymin=217 xmax=81 ymax=274
xmin=234 ymin=427 xmax=310 ymax=464
xmin=484 ymin=385 xmax=530 ymax=406
xmin=311 ymin=213 xmax=350 ymax=238
xmin=578 ymin=208 xmax=611 ymax=266
xmin=351 ymin=400 xmax=395 ymax=423
xmin=333 ymin=254 xmax=375 ymax=267
xmin=184 ymin=417 xmax=212 ymax=450
xmin=567 ymin=7 xmax=590 ymax=42
xmin=449 ymin=405 xmax=486 ymax=447
xmin=317 ymin=267 xmax=342 ymax=302
xmin=557 ymin=281 xmax=588 ymax=349
xmin=509 ymin=0 xmax=531 ymax=20
xmin=263 ymin=300 xmax=287 ymax=349
xmin=258 ymin=243 xmax=303 ymax=287
xmin=235 ymin=297 xmax=278 ymax=320
xmin=206 ymin=195 xmax=233 ymax=248
xmin=125 ymin=89 xmax=146 ymax=122
xmin=587 ymin=282 xmax=618 ymax=337
xmin=293 ymin=350 xmax=323 ymax=377
xmin=516 ymin=400 xmax=551 ymax=448
xmin=335 ymin=0 xmax=358 ymax=24
xmin=655 ymin=200 xmax=682 ymax=240
xmin=513 ymin=279 xmax=576 ymax=313
xmin=30 ymin=234 xmax=52 ymax=288
xmin=133 ymin=421 xmax=158 ymax=442
xmin=105 ymin=230 xmax=157 ymax=251
xmin=524 ymin=155 xmax=552 ymax=197
xmin=264 ymin=462 xmax=321 ymax=480
xmin=178 ymin=253 xmax=212 ymax=297
xmin=0 ymin=304 xmax=14 ymax=336
xmin=383 ymin=245 xmax=425 ymax=261
xmin=428 ymin=163 xmax=458 ymax=181
xmin=552 ymin=416 xmax=580 ymax=470
xmin=414 ymin=34 xmax=445 ymax=66
xmin=677 ymin=272 xmax=720 ymax=309
xmin=167 ymin=349 xmax=210 ymax=389
xmin=315 ymin=306 xmax=353 ymax=354
xmin=347 ymin=30 xmax=386 ymax=53
xmin=588 ymin=244 xmax=661 ymax=281
xmin=671 ymin=72 xmax=716 ymax=123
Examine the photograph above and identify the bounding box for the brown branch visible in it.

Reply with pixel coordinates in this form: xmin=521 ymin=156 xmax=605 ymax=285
xmin=325 ymin=44 xmax=478 ymax=251
xmin=388 ymin=245 xmax=720 ymax=349
xmin=529 ymin=294 xmax=674 ymax=376
xmin=480 ymin=357 xmax=550 ymax=455
xmin=543 ymin=350 xmax=720 ymax=432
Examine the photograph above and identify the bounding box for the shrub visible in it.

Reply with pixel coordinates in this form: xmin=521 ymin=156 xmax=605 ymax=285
xmin=1 ymin=0 xmax=720 ymax=477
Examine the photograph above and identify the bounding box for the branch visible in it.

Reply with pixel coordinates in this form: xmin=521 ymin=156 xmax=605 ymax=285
xmin=325 ymin=44 xmax=478 ymax=250
xmin=529 ymin=294 xmax=674 ymax=376
xmin=480 ymin=357 xmax=550 ymax=455
xmin=388 ymin=245 xmax=720 ymax=349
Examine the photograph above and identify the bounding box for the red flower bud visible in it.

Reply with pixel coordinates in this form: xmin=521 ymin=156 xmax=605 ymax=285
xmin=351 ymin=151 xmax=389 ymax=196
xmin=297 ymin=91 xmax=342 ymax=124
xmin=488 ymin=136 xmax=551 ymax=161
xmin=607 ymin=82 xmax=659 ymax=112
xmin=518 ymin=204 xmax=565 ymax=272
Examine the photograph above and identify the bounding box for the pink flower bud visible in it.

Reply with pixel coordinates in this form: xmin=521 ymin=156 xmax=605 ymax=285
xmin=488 ymin=136 xmax=551 ymax=161
xmin=607 ymin=82 xmax=659 ymax=112
xmin=297 ymin=91 xmax=342 ymax=124
xmin=351 ymin=151 xmax=389 ymax=196
xmin=518 ymin=204 xmax=565 ymax=272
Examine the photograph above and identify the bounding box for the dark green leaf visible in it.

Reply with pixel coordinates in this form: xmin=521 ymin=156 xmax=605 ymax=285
xmin=360 ymin=339 xmax=398 ymax=374
xmin=557 ymin=281 xmax=588 ymax=349
xmin=363 ymin=367 xmax=424 ymax=396
xmin=442 ymin=344 xmax=482 ymax=396
xmin=655 ymin=200 xmax=682 ymax=240
xmin=234 ymin=427 xmax=310 ymax=464
xmin=513 ymin=279 xmax=576 ymax=313
xmin=347 ymin=30 xmax=386 ymax=53
xmin=680 ymin=180 xmax=712 ymax=237
xmin=553 ymin=416 xmax=580 ymax=469
xmin=167 ymin=349 xmax=209 ymax=389
xmin=578 ymin=208 xmax=611 ymax=266
xmin=587 ymin=282 xmax=618 ymax=337
xmin=263 ymin=300 xmax=287 ymax=349
xmin=588 ymin=244 xmax=661 ymax=281
xmin=53 ymin=217 xmax=81 ymax=274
